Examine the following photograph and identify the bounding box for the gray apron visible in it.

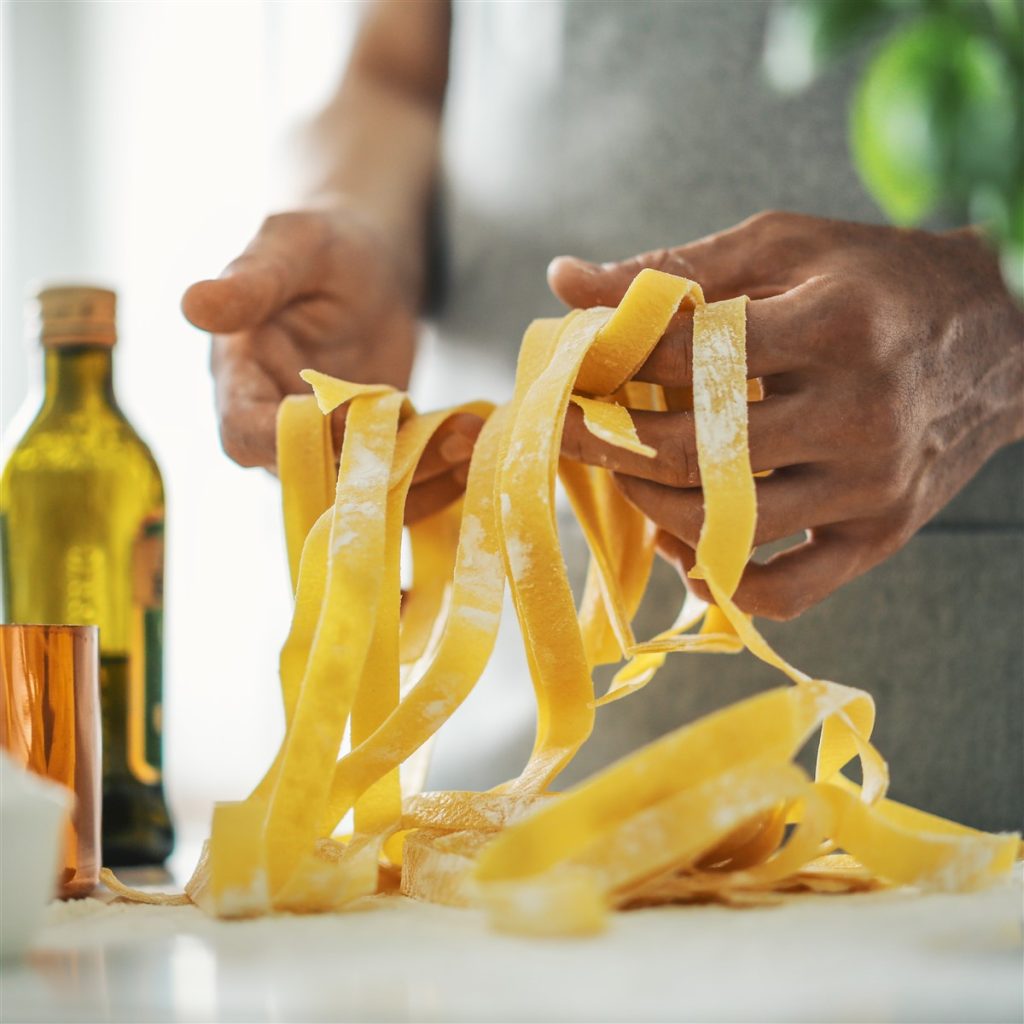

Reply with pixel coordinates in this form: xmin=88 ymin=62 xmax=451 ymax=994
xmin=424 ymin=0 xmax=1023 ymax=832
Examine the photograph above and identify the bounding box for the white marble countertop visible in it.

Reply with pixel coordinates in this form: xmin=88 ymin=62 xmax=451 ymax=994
xmin=1 ymin=870 xmax=1020 ymax=1023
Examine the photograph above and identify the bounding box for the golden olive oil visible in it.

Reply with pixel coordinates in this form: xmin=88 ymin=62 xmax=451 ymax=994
xmin=0 ymin=286 xmax=173 ymax=865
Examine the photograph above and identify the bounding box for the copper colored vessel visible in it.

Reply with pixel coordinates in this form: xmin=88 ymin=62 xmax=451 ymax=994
xmin=0 ymin=624 xmax=102 ymax=897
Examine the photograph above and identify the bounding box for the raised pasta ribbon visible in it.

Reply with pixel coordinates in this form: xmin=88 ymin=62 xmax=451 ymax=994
xmin=111 ymin=269 xmax=1019 ymax=931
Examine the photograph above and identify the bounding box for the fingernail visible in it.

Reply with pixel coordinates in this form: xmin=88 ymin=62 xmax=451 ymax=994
xmin=552 ymin=255 xmax=598 ymax=276
xmin=440 ymin=434 xmax=474 ymax=463
xmin=451 ymin=414 xmax=484 ymax=441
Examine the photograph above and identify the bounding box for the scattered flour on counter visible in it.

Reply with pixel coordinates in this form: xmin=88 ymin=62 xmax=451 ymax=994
xmin=37 ymin=893 xmax=204 ymax=950
xmin=42 ymin=897 xmax=112 ymax=924
xmin=217 ymin=870 xmax=269 ymax=919
xmin=15 ymin=876 xmax=1023 ymax=1024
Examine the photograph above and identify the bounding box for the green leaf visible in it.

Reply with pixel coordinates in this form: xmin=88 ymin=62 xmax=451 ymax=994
xmin=764 ymin=0 xmax=899 ymax=92
xmin=850 ymin=16 xmax=1018 ymax=225
xmin=999 ymin=181 xmax=1024 ymax=297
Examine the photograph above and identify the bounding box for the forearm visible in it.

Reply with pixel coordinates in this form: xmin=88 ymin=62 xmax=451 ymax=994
xmin=300 ymin=0 xmax=450 ymax=302
xmin=302 ymin=75 xmax=440 ymax=299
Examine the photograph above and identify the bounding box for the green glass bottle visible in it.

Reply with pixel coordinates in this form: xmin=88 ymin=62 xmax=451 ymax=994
xmin=1 ymin=286 xmax=174 ymax=865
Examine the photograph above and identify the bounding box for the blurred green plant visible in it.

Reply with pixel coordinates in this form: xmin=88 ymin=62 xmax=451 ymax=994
xmin=765 ymin=0 xmax=1023 ymax=294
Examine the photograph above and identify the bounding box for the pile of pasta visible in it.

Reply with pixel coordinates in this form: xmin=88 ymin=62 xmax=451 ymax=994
xmin=106 ymin=269 xmax=1019 ymax=933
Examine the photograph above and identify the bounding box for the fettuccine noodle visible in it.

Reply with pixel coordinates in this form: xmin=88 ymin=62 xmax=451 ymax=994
xmin=105 ymin=269 xmax=1019 ymax=933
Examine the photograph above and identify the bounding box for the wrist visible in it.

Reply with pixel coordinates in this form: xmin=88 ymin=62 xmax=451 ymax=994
xmin=301 ymin=193 xmax=427 ymax=309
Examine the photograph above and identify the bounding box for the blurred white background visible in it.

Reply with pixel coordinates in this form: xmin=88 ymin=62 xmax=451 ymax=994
xmin=1 ymin=0 xmax=363 ymax=873
xmin=2 ymin=0 xmax=542 ymax=876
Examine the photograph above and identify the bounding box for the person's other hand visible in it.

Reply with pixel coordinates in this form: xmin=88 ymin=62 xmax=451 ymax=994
xmin=550 ymin=212 xmax=1024 ymax=619
xmin=183 ymin=207 xmax=480 ymax=523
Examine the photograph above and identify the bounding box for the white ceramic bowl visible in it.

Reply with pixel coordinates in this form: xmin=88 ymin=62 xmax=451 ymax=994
xmin=0 ymin=751 xmax=71 ymax=961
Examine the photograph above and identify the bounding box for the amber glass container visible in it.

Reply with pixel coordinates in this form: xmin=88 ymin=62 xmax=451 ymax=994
xmin=0 ymin=624 xmax=101 ymax=897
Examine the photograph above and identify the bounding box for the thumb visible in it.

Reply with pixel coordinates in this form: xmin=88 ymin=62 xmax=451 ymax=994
xmin=182 ymin=212 xmax=331 ymax=334
xmin=547 ymin=249 xmax=698 ymax=310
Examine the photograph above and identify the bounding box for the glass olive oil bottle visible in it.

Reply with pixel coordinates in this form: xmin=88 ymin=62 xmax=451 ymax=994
xmin=0 ymin=286 xmax=174 ymax=865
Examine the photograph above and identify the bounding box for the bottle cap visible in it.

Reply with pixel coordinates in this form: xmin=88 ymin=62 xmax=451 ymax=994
xmin=34 ymin=286 xmax=117 ymax=349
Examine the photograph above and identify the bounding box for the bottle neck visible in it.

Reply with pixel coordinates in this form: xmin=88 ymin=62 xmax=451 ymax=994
xmin=43 ymin=346 xmax=117 ymax=412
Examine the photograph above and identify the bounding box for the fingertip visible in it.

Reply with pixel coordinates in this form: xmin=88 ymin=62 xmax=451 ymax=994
xmin=547 ymin=254 xmax=605 ymax=308
xmin=181 ymin=272 xmax=270 ymax=334
xmin=182 ymin=277 xmax=249 ymax=333
xmin=439 ymin=432 xmax=475 ymax=464
xmin=547 ymin=254 xmax=597 ymax=282
xmin=181 ymin=280 xmax=220 ymax=331
xmin=447 ymin=411 xmax=485 ymax=441
xmin=430 ymin=412 xmax=483 ymax=466
xmin=656 ymin=531 xmax=711 ymax=600
xmin=405 ymin=468 xmax=465 ymax=525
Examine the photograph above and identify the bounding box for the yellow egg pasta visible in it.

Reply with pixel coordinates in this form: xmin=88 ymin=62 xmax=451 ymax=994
xmin=111 ymin=269 xmax=1019 ymax=932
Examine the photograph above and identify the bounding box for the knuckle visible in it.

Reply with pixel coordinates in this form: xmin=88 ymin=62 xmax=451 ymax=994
xmin=661 ymin=424 xmax=699 ymax=487
xmin=645 ymin=247 xmax=696 ymax=279
xmin=261 ymin=211 xmax=294 ymax=232
xmin=665 ymin=331 xmax=693 ymax=386
xmin=834 ymin=286 xmax=892 ymax=366
xmin=665 ymin=248 xmax=698 ymax=278
xmin=645 ymin=248 xmax=674 ymax=271
xmin=741 ymin=209 xmax=798 ymax=236
xmin=661 ymin=461 xmax=691 ymax=490
xmin=661 ymin=466 xmax=687 ymax=490
xmin=219 ymin=419 xmax=258 ymax=468
xmin=262 ymin=210 xmax=314 ymax=234
xmin=791 ymin=274 xmax=841 ymax=363
xmin=260 ymin=210 xmax=331 ymax=253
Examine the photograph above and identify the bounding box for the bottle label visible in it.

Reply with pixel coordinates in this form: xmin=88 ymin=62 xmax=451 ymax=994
xmin=66 ymin=544 xmax=105 ymax=624
xmin=128 ymin=517 xmax=164 ymax=785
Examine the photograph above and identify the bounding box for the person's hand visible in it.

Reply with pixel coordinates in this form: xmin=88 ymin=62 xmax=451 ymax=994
xmin=550 ymin=212 xmax=1024 ymax=619
xmin=183 ymin=207 xmax=480 ymax=523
